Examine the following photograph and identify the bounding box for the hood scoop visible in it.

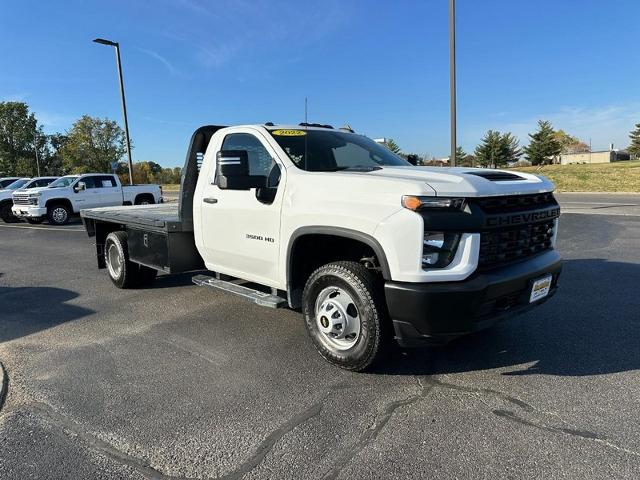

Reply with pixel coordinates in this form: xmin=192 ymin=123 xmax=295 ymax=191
xmin=464 ymin=171 xmax=525 ymax=181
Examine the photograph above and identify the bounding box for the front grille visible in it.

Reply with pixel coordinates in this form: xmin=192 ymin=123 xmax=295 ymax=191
xmin=474 ymin=192 xmax=557 ymax=214
xmin=478 ymin=220 xmax=555 ymax=270
xmin=12 ymin=194 xmax=31 ymax=206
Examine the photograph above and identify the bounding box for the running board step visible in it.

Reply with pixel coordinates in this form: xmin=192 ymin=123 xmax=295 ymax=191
xmin=192 ymin=274 xmax=287 ymax=309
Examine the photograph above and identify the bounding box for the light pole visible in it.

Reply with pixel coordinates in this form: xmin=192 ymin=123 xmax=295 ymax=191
xmin=34 ymin=128 xmax=41 ymax=176
xmin=93 ymin=38 xmax=134 ymax=185
xmin=449 ymin=0 xmax=457 ymax=167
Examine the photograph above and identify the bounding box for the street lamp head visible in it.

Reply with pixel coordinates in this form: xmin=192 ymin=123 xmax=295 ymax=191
xmin=93 ymin=38 xmax=118 ymax=47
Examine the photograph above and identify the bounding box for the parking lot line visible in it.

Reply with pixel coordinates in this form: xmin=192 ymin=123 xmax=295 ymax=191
xmin=0 ymin=224 xmax=84 ymax=232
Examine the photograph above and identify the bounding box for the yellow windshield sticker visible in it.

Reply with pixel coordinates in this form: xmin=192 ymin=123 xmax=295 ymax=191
xmin=271 ymin=129 xmax=306 ymax=136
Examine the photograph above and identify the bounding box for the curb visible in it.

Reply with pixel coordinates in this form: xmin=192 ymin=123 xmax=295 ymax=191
xmin=0 ymin=361 xmax=7 ymax=412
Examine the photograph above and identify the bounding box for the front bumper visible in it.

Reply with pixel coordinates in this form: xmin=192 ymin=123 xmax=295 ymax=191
xmin=385 ymin=250 xmax=562 ymax=347
xmin=11 ymin=205 xmax=47 ymax=218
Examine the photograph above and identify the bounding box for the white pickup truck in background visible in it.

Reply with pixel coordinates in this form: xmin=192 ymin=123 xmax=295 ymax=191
xmin=0 ymin=176 xmax=59 ymax=223
xmin=12 ymin=173 xmax=162 ymax=225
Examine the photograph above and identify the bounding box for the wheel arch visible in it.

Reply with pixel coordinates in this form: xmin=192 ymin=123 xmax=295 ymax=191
xmin=134 ymin=193 xmax=155 ymax=205
xmin=286 ymin=226 xmax=391 ymax=308
xmin=45 ymin=197 xmax=73 ymax=212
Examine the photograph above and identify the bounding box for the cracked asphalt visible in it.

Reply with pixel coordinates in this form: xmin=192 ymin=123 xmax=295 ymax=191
xmin=1 ymin=201 xmax=640 ymax=479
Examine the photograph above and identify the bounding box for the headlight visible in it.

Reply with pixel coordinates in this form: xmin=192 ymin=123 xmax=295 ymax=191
xmin=402 ymin=195 xmax=466 ymax=211
xmin=28 ymin=194 xmax=40 ymax=205
xmin=422 ymin=232 xmax=461 ymax=269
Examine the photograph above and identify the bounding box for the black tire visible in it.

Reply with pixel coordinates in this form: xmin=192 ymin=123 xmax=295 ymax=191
xmin=302 ymin=261 xmax=389 ymax=371
xmin=135 ymin=195 xmax=155 ymax=205
xmin=25 ymin=217 xmax=44 ymax=224
xmin=0 ymin=202 xmax=19 ymax=223
xmin=47 ymin=203 xmax=71 ymax=225
xmin=104 ymin=231 xmax=140 ymax=289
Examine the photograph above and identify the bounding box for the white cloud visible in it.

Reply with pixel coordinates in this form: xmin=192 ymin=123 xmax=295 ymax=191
xmin=465 ymin=103 xmax=640 ymax=151
xmin=138 ymin=48 xmax=179 ymax=76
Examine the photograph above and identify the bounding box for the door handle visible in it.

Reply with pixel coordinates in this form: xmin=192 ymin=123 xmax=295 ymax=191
xmin=203 ymin=197 xmax=218 ymax=204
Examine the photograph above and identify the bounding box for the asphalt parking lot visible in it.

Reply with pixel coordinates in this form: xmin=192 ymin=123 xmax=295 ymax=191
xmin=1 ymin=196 xmax=640 ymax=479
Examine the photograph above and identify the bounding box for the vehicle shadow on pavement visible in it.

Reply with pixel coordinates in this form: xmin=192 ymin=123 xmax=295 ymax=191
xmin=376 ymin=258 xmax=640 ymax=378
xmin=0 ymin=281 xmax=94 ymax=343
xmin=138 ymin=271 xmax=209 ymax=289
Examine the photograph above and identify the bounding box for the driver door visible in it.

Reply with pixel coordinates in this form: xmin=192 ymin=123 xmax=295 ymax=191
xmin=199 ymin=129 xmax=285 ymax=287
xmin=73 ymin=176 xmax=98 ymax=209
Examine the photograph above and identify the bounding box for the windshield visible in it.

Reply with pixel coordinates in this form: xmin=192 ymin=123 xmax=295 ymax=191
xmin=4 ymin=179 xmax=29 ymax=190
xmin=49 ymin=176 xmax=79 ymax=188
xmin=267 ymin=129 xmax=410 ymax=172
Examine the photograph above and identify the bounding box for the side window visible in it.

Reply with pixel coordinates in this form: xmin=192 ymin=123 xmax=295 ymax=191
xmin=81 ymin=176 xmax=98 ymax=189
xmin=221 ymin=133 xmax=274 ymax=177
xmin=98 ymin=175 xmax=117 ymax=187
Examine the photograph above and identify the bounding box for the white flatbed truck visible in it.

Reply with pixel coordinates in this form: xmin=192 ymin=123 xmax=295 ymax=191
xmin=81 ymin=124 xmax=562 ymax=371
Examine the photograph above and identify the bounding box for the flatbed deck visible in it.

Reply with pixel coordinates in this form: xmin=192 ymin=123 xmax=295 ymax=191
xmin=81 ymin=203 xmax=189 ymax=233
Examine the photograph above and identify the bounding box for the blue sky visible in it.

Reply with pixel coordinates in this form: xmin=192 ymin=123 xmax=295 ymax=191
xmin=1 ymin=0 xmax=639 ymax=167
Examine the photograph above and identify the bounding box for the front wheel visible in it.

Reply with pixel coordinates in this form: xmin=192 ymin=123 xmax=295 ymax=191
xmin=302 ymin=261 xmax=389 ymax=371
xmin=0 ymin=202 xmax=19 ymax=223
xmin=47 ymin=203 xmax=71 ymax=225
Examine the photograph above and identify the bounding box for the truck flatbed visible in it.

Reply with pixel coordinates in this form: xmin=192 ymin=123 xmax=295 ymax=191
xmin=81 ymin=203 xmax=189 ymax=234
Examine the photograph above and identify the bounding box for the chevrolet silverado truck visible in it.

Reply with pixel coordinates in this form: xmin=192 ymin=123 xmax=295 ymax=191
xmin=0 ymin=177 xmax=22 ymax=188
xmin=80 ymin=124 xmax=562 ymax=371
xmin=0 ymin=176 xmax=58 ymax=222
xmin=13 ymin=173 xmax=162 ymax=225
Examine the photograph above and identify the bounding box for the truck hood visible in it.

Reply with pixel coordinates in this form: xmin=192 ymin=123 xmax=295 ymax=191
xmin=348 ymin=166 xmax=554 ymax=197
xmin=18 ymin=186 xmax=65 ymax=195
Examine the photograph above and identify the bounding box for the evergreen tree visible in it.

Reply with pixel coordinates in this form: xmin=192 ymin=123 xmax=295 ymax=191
xmin=628 ymin=123 xmax=640 ymax=159
xmin=502 ymin=132 xmax=522 ymax=162
xmin=524 ymin=120 xmax=562 ymax=165
xmin=383 ymin=138 xmax=401 ymax=154
xmin=474 ymin=130 xmax=508 ymax=168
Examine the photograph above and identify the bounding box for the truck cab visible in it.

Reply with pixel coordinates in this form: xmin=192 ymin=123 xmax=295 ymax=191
xmin=81 ymin=124 xmax=562 ymax=371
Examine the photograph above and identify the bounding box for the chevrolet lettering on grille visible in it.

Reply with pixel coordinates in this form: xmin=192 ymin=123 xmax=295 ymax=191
xmin=485 ymin=207 xmax=561 ymax=228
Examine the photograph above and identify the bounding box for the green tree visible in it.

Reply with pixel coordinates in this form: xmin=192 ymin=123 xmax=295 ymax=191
xmin=44 ymin=133 xmax=68 ymax=175
xmin=524 ymin=120 xmax=562 ymax=165
xmin=0 ymin=101 xmax=39 ymax=176
xmin=474 ymin=130 xmax=508 ymax=168
xmin=502 ymin=132 xmax=522 ymax=162
xmin=61 ymin=115 xmax=127 ymax=173
xmin=383 ymin=138 xmax=401 ymax=154
xmin=628 ymin=123 xmax=640 ymax=159
xmin=554 ymin=129 xmax=589 ymax=154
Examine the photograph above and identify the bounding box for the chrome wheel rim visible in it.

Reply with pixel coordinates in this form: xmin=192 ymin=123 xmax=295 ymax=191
xmin=314 ymin=286 xmax=361 ymax=351
xmin=52 ymin=207 xmax=67 ymax=223
xmin=106 ymin=243 xmax=122 ymax=278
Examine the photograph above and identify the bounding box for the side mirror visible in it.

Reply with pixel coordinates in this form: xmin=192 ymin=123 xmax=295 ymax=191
xmin=216 ymin=150 xmax=266 ymax=190
xmin=74 ymin=181 xmax=86 ymax=193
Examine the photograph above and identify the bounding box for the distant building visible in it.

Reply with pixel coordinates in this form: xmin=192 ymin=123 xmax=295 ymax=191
xmin=560 ymin=144 xmax=631 ymax=165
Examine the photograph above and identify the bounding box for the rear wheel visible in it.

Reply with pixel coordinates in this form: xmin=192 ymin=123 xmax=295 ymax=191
xmin=302 ymin=261 xmax=389 ymax=371
xmin=105 ymin=231 xmax=158 ymax=288
xmin=47 ymin=203 xmax=70 ymax=225
xmin=135 ymin=195 xmax=155 ymax=205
